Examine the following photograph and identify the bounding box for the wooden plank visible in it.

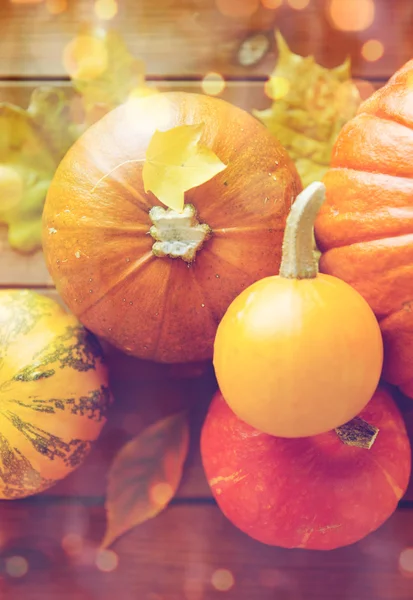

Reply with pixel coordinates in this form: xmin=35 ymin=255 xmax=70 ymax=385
xmin=0 ymin=503 xmax=412 ymax=600
xmin=0 ymin=0 xmax=411 ymax=79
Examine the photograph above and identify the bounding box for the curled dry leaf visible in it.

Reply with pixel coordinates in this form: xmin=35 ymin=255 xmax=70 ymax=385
xmin=102 ymin=412 xmax=190 ymax=548
xmin=142 ymin=123 xmax=228 ymax=212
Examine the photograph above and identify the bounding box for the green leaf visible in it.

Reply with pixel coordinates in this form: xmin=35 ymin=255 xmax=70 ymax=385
xmin=142 ymin=123 xmax=227 ymax=212
xmin=102 ymin=412 xmax=190 ymax=548
xmin=65 ymin=26 xmax=157 ymax=123
xmin=0 ymin=87 xmax=80 ymax=253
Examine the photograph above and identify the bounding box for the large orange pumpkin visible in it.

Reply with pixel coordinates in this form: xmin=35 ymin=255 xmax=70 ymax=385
xmin=0 ymin=290 xmax=111 ymax=499
xmin=42 ymin=92 xmax=301 ymax=363
xmin=315 ymin=59 xmax=413 ymax=398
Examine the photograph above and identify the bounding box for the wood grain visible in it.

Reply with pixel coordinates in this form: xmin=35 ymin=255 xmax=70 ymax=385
xmin=0 ymin=502 xmax=412 ymax=600
xmin=0 ymin=0 xmax=411 ymax=79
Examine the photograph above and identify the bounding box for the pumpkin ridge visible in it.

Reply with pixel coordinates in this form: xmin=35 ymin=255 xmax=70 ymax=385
xmin=0 ymin=430 xmax=50 ymax=499
xmin=317 ymin=226 xmax=413 ymax=251
xmin=213 ymin=224 xmax=285 ymax=236
xmin=78 ymin=250 xmax=155 ymax=319
xmin=148 ymin=263 xmax=175 ymax=359
xmin=359 ymin=103 xmax=413 ymax=134
xmin=6 ymin=385 xmax=112 ymax=422
xmin=0 ymin=407 xmax=92 ymax=467
xmin=188 ymin=265 xmax=222 ymax=325
xmin=331 ymin=114 xmax=413 ymax=178
xmin=87 ymin=150 xmax=151 ymax=215
xmin=368 ymin=454 xmax=405 ymax=500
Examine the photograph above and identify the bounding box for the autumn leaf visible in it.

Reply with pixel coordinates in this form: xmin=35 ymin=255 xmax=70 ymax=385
xmin=102 ymin=412 xmax=190 ymax=548
xmin=253 ymin=31 xmax=361 ymax=187
xmin=142 ymin=123 xmax=227 ymax=212
xmin=0 ymin=88 xmax=78 ymax=253
xmin=64 ymin=26 xmax=157 ymax=125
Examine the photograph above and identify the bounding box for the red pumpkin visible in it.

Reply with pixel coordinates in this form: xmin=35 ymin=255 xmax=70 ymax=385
xmin=42 ymin=92 xmax=301 ymax=363
xmin=315 ymin=59 xmax=413 ymax=398
xmin=201 ymin=387 xmax=411 ymax=550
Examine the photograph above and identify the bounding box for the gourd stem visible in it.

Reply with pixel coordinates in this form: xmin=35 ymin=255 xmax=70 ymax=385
xmin=335 ymin=417 xmax=379 ymax=450
xmin=279 ymin=182 xmax=326 ymax=279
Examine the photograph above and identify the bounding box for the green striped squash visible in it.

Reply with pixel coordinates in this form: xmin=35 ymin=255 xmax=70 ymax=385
xmin=0 ymin=289 xmax=111 ymax=499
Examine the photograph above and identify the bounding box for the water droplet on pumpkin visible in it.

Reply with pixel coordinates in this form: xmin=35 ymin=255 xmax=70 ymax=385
xmin=268 ymin=172 xmax=272 ymax=176
xmin=56 ymin=259 xmax=60 ymax=264
xmin=89 ymin=289 xmax=93 ymax=293
xmin=125 ymin=257 xmax=130 ymax=263
xmin=129 ymin=301 xmax=133 ymax=305
xmin=49 ymin=227 xmax=57 ymax=234
xmin=201 ymin=303 xmax=205 ymax=308
xmin=122 ymin=298 xmax=126 ymax=302
xmin=75 ymin=251 xmax=81 ymax=259
xmin=89 ymin=278 xmax=93 ymax=282
xmin=215 ymin=274 xmax=220 ymax=278
xmin=211 ymin=569 xmax=234 ymax=592
xmin=264 ymin=197 xmax=269 ymax=203
xmin=273 ymin=175 xmax=277 ymax=181
xmin=108 ymin=328 xmax=112 ymax=332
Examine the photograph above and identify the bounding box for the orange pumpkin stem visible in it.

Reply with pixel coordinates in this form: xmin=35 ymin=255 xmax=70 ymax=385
xmin=279 ymin=182 xmax=326 ymax=279
xmin=335 ymin=417 xmax=379 ymax=449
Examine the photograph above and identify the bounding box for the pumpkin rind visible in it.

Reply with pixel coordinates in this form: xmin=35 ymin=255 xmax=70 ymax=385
xmin=201 ymin=387 xmax=411 ymax=550
xmin=315 ymin=59 xmax=413 ymax=395
xmin=42 ymin=92 xmax=301 ymax=363
xmin=0 ymin=290 xmax=111 ymax=499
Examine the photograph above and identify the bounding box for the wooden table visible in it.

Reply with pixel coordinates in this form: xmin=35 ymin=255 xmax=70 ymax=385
xmin=1 ymin=1 xmax=413 ymax=599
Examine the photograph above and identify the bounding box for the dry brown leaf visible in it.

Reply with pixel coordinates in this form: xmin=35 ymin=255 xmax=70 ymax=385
xmin=102 ymin=411 xmax=190 ymax=548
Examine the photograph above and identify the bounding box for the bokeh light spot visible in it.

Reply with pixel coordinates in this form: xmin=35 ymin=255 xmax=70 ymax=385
xmin=399 ymin=547 xmax=413 ymax=577
xmin=265 ymin=76 xmax=290 ymax=100
xmin=94 ymin=0 xmax=118 ymax=20
xmin=261 ymin=0 xmax=283 ymax=8
xmin=361 ymin=39 xmax=384 ymax=62
xmin=96 ymin=549 xmax=119 ymax=572
xmin=353 ymin=79 xmax=376 ymax=100
xmin=63 ymin=35 xmax=108 ymax=80
xmin=149 ymin=482 xmax=174 ymax=506
xmin=5 ymin=556 xmax=29 ymax=578
xmin=10 ymin=0 xmax=43 ymax=4
xmin=216 ymin=0 xmax=259 ymax=19
xmin=328 ymin=0 xmax=375 ymax=32
xmin=287 ymin=0 xmax=309 ymax=9
xmin=61 ymin=533 xmax=84 ymax=557
xmin=46 ymin=0 xmax=67 ymax=13
xmin=211 ymin=569 xmax=235 ymax=591
xmin=202 ymin=72 xmax=226 ymax=96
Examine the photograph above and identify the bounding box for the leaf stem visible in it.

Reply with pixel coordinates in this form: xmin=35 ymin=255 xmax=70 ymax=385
xmin=279 ymin=181 xmax=326 ymax=279
xmin=91 ymin=158 xmax=145 ymax=193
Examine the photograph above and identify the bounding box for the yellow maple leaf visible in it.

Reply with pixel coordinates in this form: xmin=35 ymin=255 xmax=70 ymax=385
xmin=254 ymin=31 xmax=361 ymax=187
xmin=142 ymin=123 xmax=227 ymax=213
